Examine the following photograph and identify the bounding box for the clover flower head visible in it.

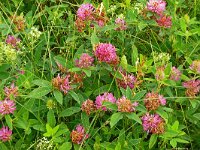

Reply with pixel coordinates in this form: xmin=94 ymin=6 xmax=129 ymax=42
xmin=141 ymin=113 xmax=165 ymax=134
xmin=147 ymin=0 xmax=166 ymax=15
xmin=81 ymin=99 xmax=96 ymax=115
xmin=77 ymin=3 xmax=95 ymax=20
xmin=144 ymin=92 xmax=166 ymax=111
xmin=0 ymin=126 xmax=12 ymax=142
xmin=95 ymin=92 xmax=116 ymax=111
xmin=94 ymin=43 xmax=118 ymax=64
xmin=52 ymin=74 xmax=71 ymax=94
xmin=156 ymin=15 xmax=172 ymax=28
xmin=170 ymin=67 xmax=181 ymax=81
xmin=70 ymin=125 xmax=89 ymax=144
xmin=75 ymin=53 xmax=94 ymax=68
xmin=190 ymin=60 xmax=200 ymax=74
xmin=116 ymin=96 xmax=138 ymax=112
xmin=115 ymin=17 xmax=127 ymax=31
xmin=183 ymin=79 xmax=200 ymax=97
xmin=6 ymin=35 xmax=20 ymax=48
xmin=0 ymin=99 xmax=16 ymax=115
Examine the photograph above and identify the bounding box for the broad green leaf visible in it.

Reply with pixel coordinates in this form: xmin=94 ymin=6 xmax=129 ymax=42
xmin=91 ymin=32 xmax=99 ymax=45
xmin=115 ymin=142 xmax=121 ymax=150
xmin=103 ymin=0 xmax=109 ymax=10
xmin=27 ymin=87 xmax=52 ymax=98
xmin=170 ymin=139 xmax=177 ymax=148
xmin=53 ymin=90 xmax=63 ymax=105
xmin=5 ymin=115 xmax=12 ymax=130
xmin=59 ymin=107 xmax=81 ymax=117
xmin=69 ymin=91 xmax=80 ymax=104
xmin=120 ymin=55 xmax=128 ymax=70
xmin=126 ymin=87 xmax=132 ymax=100
xmin=149 ymin=134 xmax=158 ymax=149
xmin=47 ymin=110 xmax=56 ymax=128
xmin=173 ymin=138 xmax=189 ymax=143
xmin=32 ymin=79 xmax=51 ymax=87
xmin=110 ymin=112 xmax=123 ymax=128
xmin=126 ymin=113 xmax=142 ymax=124
xmin=103 ymin=101 xmax=118 ymax=111
xmin=59 ymin=142 xmax=72 ymax=150
xmin=125 ymin=0 xmax=131 ymax=7
xmin=81 ymin=112 xmax=90 ymax=129
xmin=131 ymin=44 xmax=138 ymax=66
xmin=83 ymin=69 xmax=91 ymax=77
xmin=156 ymin=108 xmax=168 ymax=123
xmin=172 ymin=121 xmax=179 ymax=131
xmin=132 ymin=90 xmax=146 ymax=101
xmin=0 ymin=143 xmax=8 ymax=150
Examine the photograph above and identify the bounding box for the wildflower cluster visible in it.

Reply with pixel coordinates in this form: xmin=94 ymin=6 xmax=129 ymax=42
xmin=70 ymin=125 xmax=89 ymax=144
xmin=141 ymin=113 xmax=165 ymax=134
xmin=147 ymin=0 xmax=172 ymax=28
xmin=75 ymin=3 xmax=108 ymax=32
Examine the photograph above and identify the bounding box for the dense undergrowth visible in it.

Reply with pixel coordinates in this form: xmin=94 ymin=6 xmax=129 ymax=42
xmin=0 ymin=0 xmax=200 ymax=149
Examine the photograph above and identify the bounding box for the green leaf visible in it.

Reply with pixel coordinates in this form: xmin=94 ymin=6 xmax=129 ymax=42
xmin=59 ymin=107 xmax=81 ymax=117
xmin=131 ymin=44 xmax=138 ymax=66
xmin=126 ymin=87 xmax=132 ymax=100
xmin=5 ymin=115 xmax=12 ymax=130
xmin=149 ymin=134 xmax=158 ymax=149
xmin=172 ymin=121 xmax=179 ymax=131
xmin=91 ymin=32 xmax=99 ymax=45
xmin=32 ymin=79 xmax=51 ymax=87
xmin=103 ymin=0 xmax=109 ymax=10
xmin=132 ymin=90 xmax=146 ymax=101
xmin=27 ymin=87 xmax=52 ymax=99
xmin=125 ymin=0 xmax=131 ymax=7
xmin=126 ymin=113 xmax=142 ymax=124
xmin=59 ymin=142 xmax=72 ymax=150
xmin=164 ymin=63 xmax=172 ymax=76
xmin=53 ymin=90 xmax=63 ymax=105
xmin=170 ymin=139 xmax=177 ymax=148
xmin=103 ymin=101 xmax=118 ymax=111
xmin=120 ymin=55 xmax=128 ymax=70
xmin=173 ymin=138 xmax=189 ymax=143
xmin=83 ymin=69 xmax=91 ymax=77
xmin=81 ymin=112 xmax=90 ymax=129
xmin=115 ymin=142 xmax=121 ymax=150
xmin=110 ymin=112 xmax=123 ymax=128
xmin=47 ymin=110 xmax=56 ymax=128
xmin=156 ymin=108 xmax=168 ymax=123
xmin=0 ymin=143 xmax=8 ymax=150
xmin=69 ymin=91 xmax=80 ymax=104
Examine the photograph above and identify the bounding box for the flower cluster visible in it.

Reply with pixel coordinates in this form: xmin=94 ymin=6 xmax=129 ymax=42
xmin=95 ymin=92 xmax=116 ymax=111
xmin=190 ymin=60 xmax=200 ymax=74
xmin=10 ymin=15 xmax=26 ymax=31
xmin=116 ymin=96 xmax=138 ymax=112
xmin=81 ymin=99 xmax=96 ymax=115
xmin=115 ymin=17 xmax=127 ymax=31
xmin=141 ymin=113 xmax=165 ymax=134
xmin=52 ymin=74 xmax=71 ymax=94
xmin=117 ymin=69 xmax=137 ymax=89
xmin=4 ymin=83 xmax=18 ymax=99
xmin=75 ymin=3 xmax=108 ymax=32
xmin=0 ymin=99 xmax=16 ymax=115
xmin=170 ymin=67 xmax=181 ymax=81
xmin=75 ymin=53 xmax=94 ymax=68
xmin=147 ymin=0 xmax=172 ymax=28
xmin=182 ymin=79 xmax=200 ymax=97
xmin=155 ymin=66 xmax=165 ymax=80
xmin=147 ymin=0 xmax=166 ymax=15
xmin=70 ymin=125 xmax=89 ymax=144
xmin=94 ymin=43 xmax=118 ymax=65
xmin=144 ymin=92 xmax=166 ymax=111
xmin=0 ymin=126 xmax=12 ymax=142
xmin=28 ymin=27 xmax=42 ymax=40
xmin=6 ymin=35 xmax=20 ymax=48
